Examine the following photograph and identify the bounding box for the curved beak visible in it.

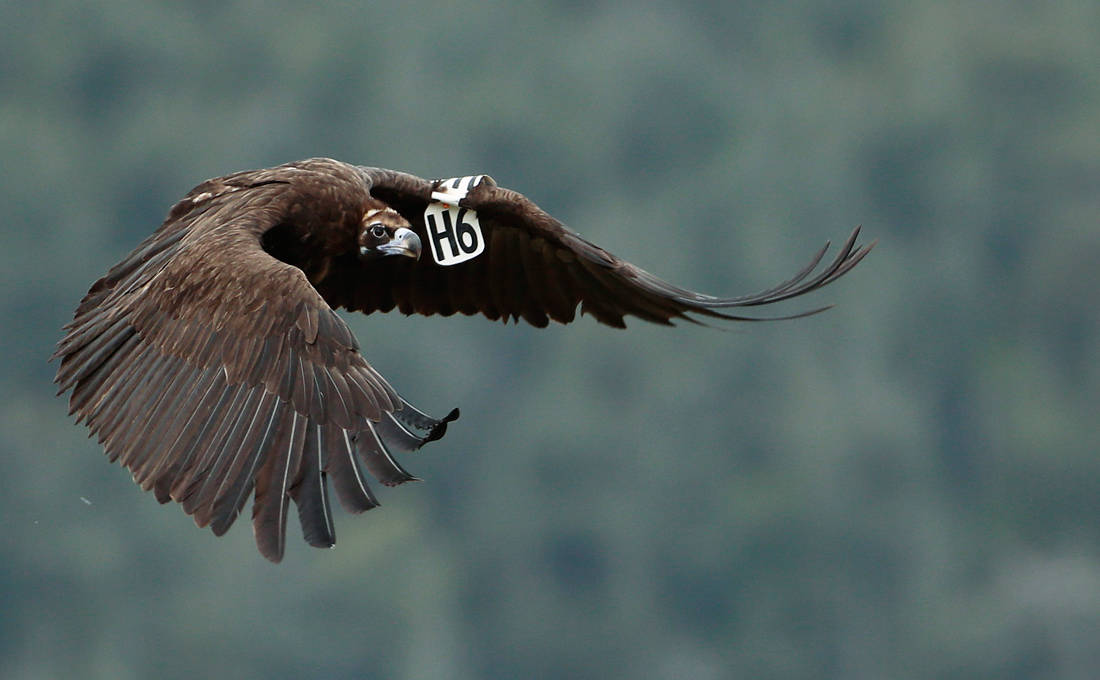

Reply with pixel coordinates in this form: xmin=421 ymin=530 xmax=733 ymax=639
xmin=377 ymin=227 xmax=422 ymax=260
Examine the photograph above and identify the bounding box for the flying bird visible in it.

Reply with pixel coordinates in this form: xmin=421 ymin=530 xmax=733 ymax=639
xmin=54 ymin=158 xmax=873 ymax=562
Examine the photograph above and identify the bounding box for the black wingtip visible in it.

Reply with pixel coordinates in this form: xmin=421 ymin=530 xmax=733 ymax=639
xmin=425 ymin=408 xmax=460 ymax=444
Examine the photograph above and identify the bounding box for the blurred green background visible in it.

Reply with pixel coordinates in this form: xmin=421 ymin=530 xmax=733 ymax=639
xmin=3 ymin=1 xmax=1098 ymax=678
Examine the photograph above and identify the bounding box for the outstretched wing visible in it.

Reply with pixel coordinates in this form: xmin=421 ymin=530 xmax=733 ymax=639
xmin=314 ymin=167 xmax=873 ymax=328
xmin=54 ymin=173 xmax=454 ymax=562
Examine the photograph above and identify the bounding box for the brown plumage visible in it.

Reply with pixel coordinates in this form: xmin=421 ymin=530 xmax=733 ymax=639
xmin=54 ymin=158 xmax=874 ymax=562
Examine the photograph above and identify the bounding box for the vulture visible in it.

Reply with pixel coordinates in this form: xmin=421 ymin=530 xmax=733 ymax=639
xmin=54 ymin=158 xmax=873 ymax=562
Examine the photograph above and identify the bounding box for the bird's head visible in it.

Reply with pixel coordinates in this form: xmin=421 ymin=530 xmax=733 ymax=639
xmin=358 ymin=204 xmax=422 ymax=261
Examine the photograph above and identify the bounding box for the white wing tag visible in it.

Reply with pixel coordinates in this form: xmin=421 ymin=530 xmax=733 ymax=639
xmin=424 ymin=175 xmax=487 ymax=266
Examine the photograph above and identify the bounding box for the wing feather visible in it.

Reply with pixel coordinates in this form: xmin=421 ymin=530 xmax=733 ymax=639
xmin=68 ymin=329 xmax=142 ymax=421
xmin=150 ymin=365 xmax=230 ymax=502
xmin=289 ymin=417 xmax=337 ymax=548
xmin=175 ymin=380 xmax=252 ymax=507
xmin=188 ymin=386 xmax=269 ymax=524
xmin=132 ymin=362 xmax=213 ymax=488
xmin=93 ymin=341 xmax=161 ymax=450
xmin=324 ymin=422 xmax=381 ymax=513
xmin=355 ymin=421 xmax=418 ymax=487
xmin=115 ymin=353 xmax=187 ymax=469
xmin=55 ymin=160 xmax=456 ymax=562
xmin=486 ymin=228 xmax=514 ymax=321
xmin=207 ymin=392 xmax=287 ymax=535
xmin=324 ymin=168 xmax=874 ymax=328
xmin=251 ymin=403 xmax=300 ymax=562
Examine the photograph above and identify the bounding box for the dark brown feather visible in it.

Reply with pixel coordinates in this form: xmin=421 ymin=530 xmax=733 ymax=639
xmin=289 ymin=417 xmax=337 ymax=548
xmin=324 ymin=422 xmax=381 ymax=513
xmin=251 ymin=404 xmax=304 ymax=562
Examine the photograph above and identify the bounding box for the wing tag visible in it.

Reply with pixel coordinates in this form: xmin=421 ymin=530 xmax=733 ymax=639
xmin=424 ymin=175 xmax=486 ymax=266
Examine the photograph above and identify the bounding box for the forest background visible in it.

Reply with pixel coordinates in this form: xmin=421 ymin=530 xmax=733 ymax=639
xmin=2 ymin=2 xmax=1098 ymax=678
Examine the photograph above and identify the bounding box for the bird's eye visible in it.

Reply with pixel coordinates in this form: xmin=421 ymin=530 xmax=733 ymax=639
xmin=369 ymin=224 xmax=387 ymax=239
